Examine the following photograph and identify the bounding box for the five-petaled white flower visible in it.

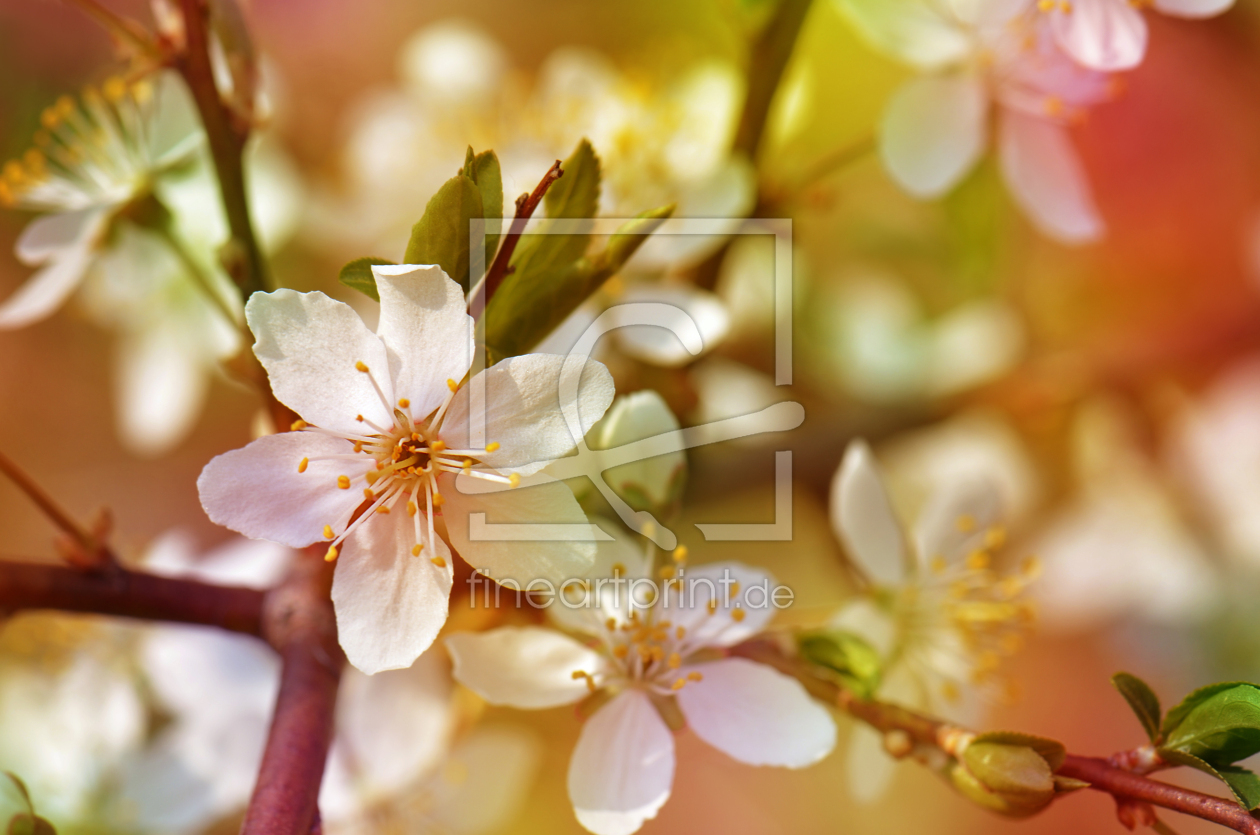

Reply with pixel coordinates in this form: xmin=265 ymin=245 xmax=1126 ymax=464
xmin=197 ymin=264 xmax=614 ymax=674
xmin=829 ymin=439 xmax=1037 ymax=801
xmin=446 ymin=533 xmax=836 ymax=835
xmin=1037 ymin=0 xmax=1234 ymax=72
xmin=839 ymin=0 xmax=1115 ymax=243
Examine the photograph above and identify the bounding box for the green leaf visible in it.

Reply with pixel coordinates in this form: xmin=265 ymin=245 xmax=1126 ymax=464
xmin=7 ymin=815 xmax=56 ymax=835
xmin=797 ymin=631 xmax=882 ymax=699
xmin=1159 ymin=749 xmax=1260 ymax=810
xmin=1113 ymin=672 xmax=1162 ymax=743
xmin=483 ymin=204 xmax=674 ymax=362
xmin=462 ymin=147 xmax=503 ymax=270
xmin=971 ymin=732 xmax=1066 ymax=772
xmin=404 ymin=173 xmax=484 ymax=292
xmin=506 ymin=140 xmax=602 ymax=291
xmin=338 ymin=256 xmax=396 ymax=302
xmin=1162 ymin=683 xmax=1260 ymax=765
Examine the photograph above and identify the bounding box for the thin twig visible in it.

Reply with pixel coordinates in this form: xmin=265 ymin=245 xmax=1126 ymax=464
xmin=0 ymin=559 xmax=265 ymax=635
xmin=0 ymin=452 xmax=112 ymax=567
xmin=64 ymin=0 xmax=156 ymax=58
xmin=470 ymin=159 xmax=564 ymax=311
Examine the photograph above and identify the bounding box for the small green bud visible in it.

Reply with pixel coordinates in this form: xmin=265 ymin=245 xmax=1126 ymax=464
xmin=587 ymin=391 xmax=686 ymax=513
xmin=950 ymin=742 xmax=1055 ymax=818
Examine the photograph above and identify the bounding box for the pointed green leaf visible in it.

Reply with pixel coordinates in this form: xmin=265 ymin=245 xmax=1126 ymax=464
xmin=1162 ymin=683 xmax=1260 ymax=766
xmin=1158 ymin=749 xmax=1260 ymax=810
xmin=972 ymin=732 xmax=1066 ymax=772
xmin=462 ymin=148 xmax=503 ymax=269
xmin=1113 ymin=672 xmax=1162 ymax=743
xmin=797 ymin=631 xmax=882 ymax=699
xmin=506 ymin=139 xmax=602 ymax=290
xmin=483 ymin=204 xmax=674 ymax=362
xmin=338 ymin=256 xmax=395 ymax=302
xmin=404 ymin=173 xmax=484 ymax=291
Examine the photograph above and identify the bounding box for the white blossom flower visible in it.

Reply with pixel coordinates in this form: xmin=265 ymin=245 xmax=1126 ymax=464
xmin=198 ymin=264 xmax=614 ymax=674
xmin=828 ymin=439 xmax=1037 ymax=800
xmin=838 ymin=0 xmax=1114 ymax=243
xmin=446 ymin=533 xmax=836 ymax=835
xmin=1037 ymin=0 xmax=1234 ymax=72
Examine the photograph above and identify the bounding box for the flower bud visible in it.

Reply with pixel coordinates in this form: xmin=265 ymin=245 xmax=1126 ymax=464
xmin=587 ymin=391 xmax=686 ymax=512
xmin=949 ymin=741 xmax=1055 ymax=818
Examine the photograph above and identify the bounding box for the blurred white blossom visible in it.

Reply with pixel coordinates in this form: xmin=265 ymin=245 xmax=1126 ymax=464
xmin=1039 ymin=0 xmax=1234 ymax=71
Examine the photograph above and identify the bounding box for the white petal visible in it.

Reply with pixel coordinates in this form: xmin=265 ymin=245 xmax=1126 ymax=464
xmin=659 ymin=561 xmax=779 ymax=648
xmin=828 ymin=598 xmax=897 ymax=657
xmin=830 ymin=441 xmax=909 ymax=586
xmin=846 ymin=721 xmax=897 ymax=802
xmin=440 ymin=354 xmax=615 ymax=475
xmin=998 ymin=109 xmax=1104 ymax=245
xmin=1049 ymin=0 xmax=1147 ymax=71
xmin=549 ymin=522 xmax=652 ymax=635
xmin=143 ymin=530 xmax=292 ymax=590
xmin=0 ymin=241 xmax=94 ymax=329
xmin=246 ymin=289 xmax=394 ymax=434
xmin=1152 ymin=0 xmax=1233 ymax=16
xmin=446 ymin=626 xmax=606 ymax=708
xmin=197 ymin=431 xmax=366 ymax=548
xmin=142 ymin=627 xmax=279 ymax=726
xmin=611 ymin=284 xmax=731 ymax=368
xmin=587 ymin=391 xmax=686 ymax=510
xmin=676 ymin=658 xmax=836 ymax=767
xmin=568 ymin=690 xmax=674 ymax=835
xmin=913 ymin=478 xmax=1004 ymax=567
xmin=442 ymin=476 xmax=597 ymax=584
xmin=15 ymin=207 xmax=106 ymax=265
xmin=880 ymin=75 xmax=987 ymax=198
xmin=115 ymin=325 xmax=208 ymax=457
xmin=428 ymin=725 xmax=542 ymax=835
xmin=836 ymin=0 xmax=973 ymax=70
xmin=332 ymin=510 xmax=453 ymax=674
xmin=949 ymin=0 xmax=1030 ymax=25
xmin=373 ymin=264 xmax=474 ymax=419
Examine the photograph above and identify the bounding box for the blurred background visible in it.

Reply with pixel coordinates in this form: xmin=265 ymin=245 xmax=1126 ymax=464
xmin=4 ymin=0 xmax=1260 ymax=833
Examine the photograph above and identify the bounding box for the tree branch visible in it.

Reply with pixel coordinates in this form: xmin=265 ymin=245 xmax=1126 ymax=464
xmin=240 ymin=554 xmax=342 ymax=835
xmin=732 ymin=0 xmax=814 ymax=163
xmin=471 ymin=159 xmax=564 ymax=311
xmin=0 ymin=559 xmax=265 ymax=635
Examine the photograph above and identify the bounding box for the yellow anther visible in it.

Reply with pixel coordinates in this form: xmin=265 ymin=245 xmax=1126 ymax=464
xmin=22 ymin=149 xmax=44 ymax=172
xmin=668 ymin=652 xmax=682 ymax=669
xmin=431 ymin=440 xmax=446 ymax=452
xmin=412 ymin=543 xmax=424 ymax=556
xmin=355 ymin=361 xmax=370 ymax=373
xmin=1043 ymin=96 xmax=1065 ymax=118
xmin=407 ymin=501 xmax=418 ymax=517
xmin=687 ymin=671 xmax=703 ymax=682
xmin=462 ymin=461 xmax=473 ymax=473
xmin=323 ymin=525 xmax=334 ymax=540
xmin=729 ymin=582 xmax=740 ymax=599
xmin=930 ymin=556 xmax=947 ymax=574
xmin=40 ymin=106 xmax=61 ymax=130
xmin=707 ymin=600 xmax=718 ymax=615
xmin=965 ymin=550 xmax=990 ymax=571
xmin=377 ymin=505 xmax=391 ymax=514
xmin=447 ymin=378 xmax=458 ymax=392
xmin=355 ymin=414 xmax=365 ymax=422
xmin=324 ymin=545 xmax=339 ymax=562
xmin=430 ymin=556 xmax=447 ymax=568
xmin=102 ymin=76 xmax=127 ymax=102
xmin=605 ymin=617 xmax=617 ymax=631
xmin=363 ymin=487 xmax=375 ymax=500
xmin=353 ymin=440 xmax=363 ymax=453
xmin=398 ymin=398 xmax=410 ymax=408
xmin=298 ymin=457 xmax=309 ymax=473
xmin=955 ymin=514 xmax=977 ymax=533
xmin=611 ymin=563 xmax=625 ymax=577
xmin=0 ymin=183 xmax=12 ymax=207
xmin=675 ymin=626 xmax=686 ymax=640
xmin=672 ymin=545 xmax=687 ymax=563
xmin=337 ymin=475 xmax=351 ymax=489
xmin=612 ymin=644 xmax=629 ymax=659
xmin=365 ymin=470 xmax=380 ymax=485
xmin=509 ymin=473 xmax=521 ymax=488
xmin=432 ymin=492 xmax=445 ymax=507
xmin=731 ymin=608 xmax=746 ymax=623
xmin=659 ymin=566 xmax=676 ymax=580
xmin=671 ymin=678 xmax=686 ymax=691
xmin=1037 ymin=0 xmax=1055 ymax=9
xmin=485 ymin=442 xmax=500 ymax=452
xmin=984 ymin=527 xmax=1007 ymax=549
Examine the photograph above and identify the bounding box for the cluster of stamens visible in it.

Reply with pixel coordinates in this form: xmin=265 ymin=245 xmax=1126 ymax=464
xmin=1 ymin=76 xmax=154 ymax=210
xmin=294 ymin=360 xmax=520 ymax=565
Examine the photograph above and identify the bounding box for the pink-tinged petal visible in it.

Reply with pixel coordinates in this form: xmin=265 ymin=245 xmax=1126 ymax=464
xmin=659 ymin=561 xmax=778 ymax=648
xmin=568 ymin=690 xmax=674 ymax=835
xmin=675 ymin=658 xmax=836 ymax=767
xmin=830 ymin=440 xmax=910 ymax=587
xmin=332 ymin=510 xmax=453 ymax=674
xmin=446 ymin=626 xmax=607 ymax=709
xmin=1048 ymin=0 xmax=1147 ymax=71
xmin=913 ymin=478 xmax=1004 ymax=568
xmin=114 ymin=325 xmax=208 ymax=457
xmin=0 ymin=240 xmax=96 ymax=329
xmin=373 ymin=264 xmax=474 ymax=420
xmin=1152 ymin=0 xmax=1232 ymax=16
xmin=197 ymin=431 xmax=366 ymax=548
xmin=442 ymin=475 xmax=597 ymax=585
xmin=836 ymin=0 xmax=972 ymax=70
xmin=440 ymin=354 xmax=614 ymax=475
xmin=246 ymin=289 xmax=394 ymax=434
xmin=998 ymin=109 xmax=1105 ymax=244
xmin=880 ymin=75 xmax=987 ymax=198
xmin=15 ymin=207 xmax=107 ymax=265
xmin=847 ymin=722 xmax=897 ymax=802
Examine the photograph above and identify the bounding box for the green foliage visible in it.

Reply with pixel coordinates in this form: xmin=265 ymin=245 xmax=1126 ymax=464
xmin=1159 ymin=750 xmax=1260 ymax=811
xmin=797 ymin=631 xmax=881 ymax=699
xmin=1160 ymin=682 xmax=1260 ymax=766
xmin=338 ymin=256 xmax=395 ymax=302
xmin=483 ymin=203 xmax=674 ymax=362
xmin=462 ymin=146 xmax=503 ymax=269
xmin=1 ymin=773 xmax=54 ymax=835
xmin=1112 ymin=672 xmax=1162 ymax=743
xmin=404 ymin=172 xmax=484 ymax=292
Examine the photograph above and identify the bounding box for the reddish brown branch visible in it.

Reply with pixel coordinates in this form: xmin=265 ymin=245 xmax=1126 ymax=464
xmin=474 ymin=160 xmax=564 ymax=308
xmin=0 ymin=559 xmax=265 ymax=635
xmin=1059 ymin=756 xmax=1260 ymax=835
xmin=0 ymin=451 xmax=113 ymax=567
xmin=240 ymin=555 xmax=343 ymax=835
